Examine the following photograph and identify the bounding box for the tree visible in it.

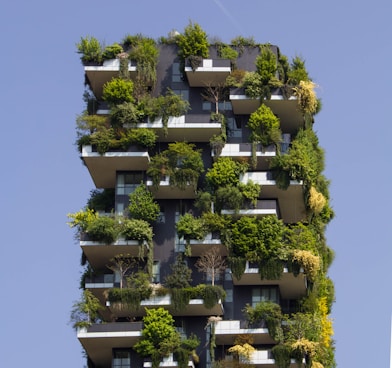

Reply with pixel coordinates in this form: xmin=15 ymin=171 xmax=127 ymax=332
xmin=102 ymin=77 xmax=134 ymax=106
xmin=164 ymin=254 xmax=192 ymax=289
xmin=195 ymin=246 xmax=226 ymax=286
xmin=106 ymin=254 xmax=134 ymax=289
xmin=201 ymin=82 xmax=227 ymax=114
xmin=128 ymin=183 xmax=160 ymax=223
xmin=70 ymin=290 xmax=102 ymax=329
xmin=134 ymin=308 xmax=181 ymax=368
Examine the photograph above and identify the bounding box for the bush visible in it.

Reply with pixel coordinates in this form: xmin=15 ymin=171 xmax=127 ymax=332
xmin=86 ymin=216 xmax=118 ymax=243
xmin=128 ymin=184 xmax=160 ymax=222
xmin=206 ymin=157 xmax=248 ymax=189
xmin=102 ymin=78 xmax=134 ymax=106
xmin=102 ymin=43 xmax=123 ymax=60
xmin=77 ymin=36 xmax=102 ymax=63
xmin=121 ymin=218 xmax=153 ymax=243
xmin=177 ymin=21 xmax=209 ymax=60
xmin=176 ymin=213 xmax=206 ymax=241
xmin=129 ymin=128 xmax=157 ymax=148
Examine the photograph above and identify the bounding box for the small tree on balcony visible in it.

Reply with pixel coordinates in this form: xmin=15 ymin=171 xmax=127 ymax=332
xmin=128 ymin=184 xmax=160 ymax=223
xmin=106 ymin=254 xmax=134 ymax=289
xmin=195 ymin=246 xmax=226 ymax=286
xmin=70 ymin=290 xmax=102 ymax=329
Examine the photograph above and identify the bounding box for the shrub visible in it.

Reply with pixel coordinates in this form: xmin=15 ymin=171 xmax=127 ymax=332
xmin=102 ymin=78 xmax=134 ymax=106
xmin=293 ymin=80 xmax=318 ymax=115
xmin=206 ymin=157 xmax=248 ymax=189
xmin=291 ymin=249 xmax=320 ymax=281
xmin=86 ymin=215 xmax=118 ymax=243
xmin=177 ymin=21 xmax=209 ymax=60
xmin=176 ymin=213 xmax=206 ymax=241
xmin=102 ymin=43 xmax=123 ymax=60
xmin=287 ymin=56 xmax=310 ymax=85
xmin=129 ymin=128 xmax=157 ymax=148
xmin=121 ymin=218 xmax=153 ymax=244
xmin=76 ymin=36 xmax=102 ymax=63
xmin=128 ymin=184 xmax=160 ymax=222
xmin=308 ymin=186 xmax=326 ymax=214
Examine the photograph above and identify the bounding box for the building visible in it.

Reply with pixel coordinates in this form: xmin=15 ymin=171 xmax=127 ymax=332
xmin=70 ymin=24 xmax=335 ymax=368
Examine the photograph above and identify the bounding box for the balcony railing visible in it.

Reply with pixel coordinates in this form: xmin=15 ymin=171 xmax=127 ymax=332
xmin=146 ymin=175 xmax=197 ymax=199
xmin=185 ymin=58 xmax=231 ymax=87
xmin=221 ymin=199 xmax=279 ymax=217
xmin=224 ymin=350 xmax=300 ymax=367
xmin=144 ymin=354 xmax=195 ymax=368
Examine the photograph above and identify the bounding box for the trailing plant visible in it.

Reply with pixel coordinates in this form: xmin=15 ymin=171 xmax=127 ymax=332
xmin=293 ymin=80 xmax=318 ymax=116
xmin=128 ymin=183 xmax=160 ymax=222
xmin=230 ymin=36 xmax=256 ymax=55
xmin=227 ymin=256 xmax=246 ymax=279
xmin=258 ymin=258 xmax=284 ymax=280
xmin=174 ymin=334 xmax=200 ymax=368
xmin=198 ymin=284 xmax=226 ymax=309
xmin=76 ymin=36 xmax=102 ymax=64
xmin=308 ymin=186 xmax=326 ymax=215
xmin=70 ymin=290 xmax=102 ymax=329
xmin=291 ymin=249 xmax=320 ymax=282
xmin=217 ymin=44 xmax=238 ymax=63
xmin=238 ymin=180 xmax=261 ymax=207
xmin=269 ymin=128 xmax=325 ymax=189
xmin=171 ymin=287 xmax=193 ymax=311
xmin=102 ymin=78 xmax=134 ymax=106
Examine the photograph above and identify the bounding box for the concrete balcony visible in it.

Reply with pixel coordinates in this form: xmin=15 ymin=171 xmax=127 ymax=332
xmin=82 ymin=145 xmax=150 ymax=188
xmin=214 ymin=320 xmax=274 ymax=345
xmin=77 ymin=322 xmax=142 ymax=367
xmin=188 ymin=233 xmax=227 ymax=257
xmin=235 ymin=350 xmax=299 ymax=367
xmin=84 ymin=59 xmax=137 ymax=99
xmin=107 ymin=294 xmax=224 ymax=318
xmin=185 ymin=58 xmax=231 ymax=87
xmin=231 ymin=262 xmax=307 ymax=299
xmin=212 ymin=143 xmax=276 ymax=170
xmin=146 ymin=176 xmax=197 ymax=199
xmin=221 ymin=199 xmax=279 ymax=218
xmin=241 ymin=172 xmax=306 ymax=224
xmin=80 ymin=238 xmax=141 ymax=269
xmin=138 ymin=114 xmax=221 ymax=142
xmin=144 ymin=354 xmax=195 ymax=368
xmin=229 ymin=88 xmax=303 ymax=134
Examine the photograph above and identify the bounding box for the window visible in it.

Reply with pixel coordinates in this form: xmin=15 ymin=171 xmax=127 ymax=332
xmin=172 ymin=62 xmax=181 ymax=82
xmin=252 ymin=287 xmax=279 ymax=307
xmin=113 ymin=350 xmax=130 ymax=368
xmin=152 ymin=261 xmax=160 ymax=283
xmin=116 ymin=172 xmax=143 ymax=195
xmin=227 ymin=117 xmax=242 ymax=138
xmin=172 ymin=89 xmax=189 ymax=102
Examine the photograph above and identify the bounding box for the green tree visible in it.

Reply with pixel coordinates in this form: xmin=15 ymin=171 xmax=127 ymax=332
xmin=134 ymin=308 xmax=181 ymax=368
xmin=70 ymin=290 xmax=102 ymax=329
xmin=177 ymin=21 xmax=209 ymax=60
xmin=206 ymin=157 xmax=248 ymax=189
xmin=76 ymin=36 xmax=102 ymax=63
xmin=128 ymin=184 xmax=160 ymax=223
xmin=248 ymin=104 xmax=282 ymax=147
xmin=164 ymin=254 xmax=192 ymax=289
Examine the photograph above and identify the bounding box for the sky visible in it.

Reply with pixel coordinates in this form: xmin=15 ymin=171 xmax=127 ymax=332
xmin=0 ymin=0 xmax=391 ymax=367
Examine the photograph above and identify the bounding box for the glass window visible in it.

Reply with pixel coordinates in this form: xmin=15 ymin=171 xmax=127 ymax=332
xmin=152 ymin=261 xmax=160 ymax=283
xmin=113 ymin=351 xmax=130 ymax=368
xmin=202 ymin=101 xmax=211 ymax=111
xmin=172 ymin=62 xmax=181 ymax=82
xmin=172 ymin=89 xmax=189 ymax=102
xmin=252 ymin=287 xmax=279 ymax=307
xmin=116 ymin=173 xmax=143 ymax=195
xmin=227 ymin=117 xmax=242 ymax=138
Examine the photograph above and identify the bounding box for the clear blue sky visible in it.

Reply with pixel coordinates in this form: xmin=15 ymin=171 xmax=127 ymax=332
xmin=1 ymin=1 xmax=391 ymax=367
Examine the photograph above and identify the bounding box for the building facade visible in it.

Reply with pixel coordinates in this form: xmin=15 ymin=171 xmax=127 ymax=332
xmin=70 ymin=25 xmax=335 ymax=368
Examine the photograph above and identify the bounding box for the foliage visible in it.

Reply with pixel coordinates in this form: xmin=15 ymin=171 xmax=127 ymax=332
xmin=110 ymin=102 xmax=144 ymax=127
xmin=134 ymin=308 xmax=180 ymax=368
xmin=292 ymin=250 xmax=320 ymax=282
xmin=129 ymin=128 xmax=157 ymax=148
xmin=177 ymin=21 xmax=209 ymax=61
xmin=293 ymin=80 xmax=318 ymax=115
xmin=206 ymin=157 xmax=248 ymax=189
xmin=76 ymin=36 xmax=102 ymax=63
xmin=128 ymin=184 xmax=160 ymax=222
xmin=121 ymin=218 xmax=153 ymax=244
xmin=70 ymin=290 xmax=102 ymax=329
xmin=102 ymin=78 xmax=134 ymax=106
xmin=238 ymin=180 xmax=261 ymax=207
xmin=287 ymin=56 xmax=310 ymax=85
xmin=227 ymin=256 xmax=247 ymax=279
xmin=270 ymin=128 xmax=325 ymax=188
xmin=102 ymin=43 xmax=123 ymax=60
xmin=215 ymin=186 xmax=243 ymax=213
xmin=164 ymin=254 xmax=192 ymax=289
xmin=106 ymin=254 xmax=134 ymax=289
xmin=271 ymin=344 xmax=292 ymax=368
xmin=230 ymin=36 xmax=256 ymax=55
xmin=318 ymin=297 xmax=333 ymax=349
xmin=175 ymin=334 xmax=200 ymax=368
xmin=75 ymin=113 xmax=109 ymax=151
xmin=243 ymin=71 xmax=263 ymax=98
xmin=67 ymin=208 xmax=98 ymax=233
xmin=218 ymin=44 xmax=238 ymax=61
xmin=248 ymin=104 xmax=282 ymax=147
xmin=201 ymin=211 xmax=229 ymax=233
xmin=195 ymin=190 xmax=213 ymax=213
xmin=86 ymin=215 xmax=118 ymax=244
xmin=195 ymin=247 xmax=226 ymax=285
xmin=87 ymin=189 xmax=115 ymax=212
xmin=176 ymin=213 xmax=206 ymax=242
xmin=255 ymin=46 xmax=278 ymax=84
xmin=147 ymin=142 xmax=204 ymax=189
xmin=108 ymin=270 xmax=152 ymax=310
xmin=225 ymin=69 xmax=246 ymax=87
xmin=308 ymin=186 xmax=327 ymax=214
